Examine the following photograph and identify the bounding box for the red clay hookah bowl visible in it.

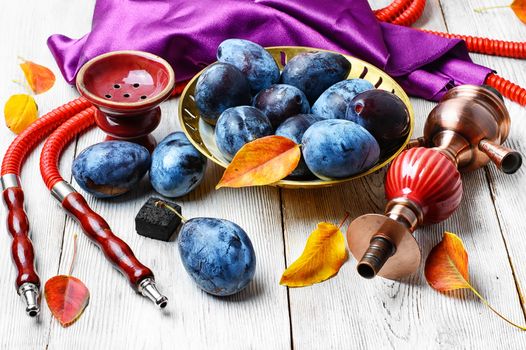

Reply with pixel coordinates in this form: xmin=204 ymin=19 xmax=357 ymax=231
xmin=76 ymin=50 xmax=175 ymax=152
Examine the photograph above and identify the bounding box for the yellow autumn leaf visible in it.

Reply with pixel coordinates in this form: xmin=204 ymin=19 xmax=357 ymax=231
xmin=4 ymin=94 xmax=38 ymax=134
xmin=280 ymin=222 xmax=348 ymax=287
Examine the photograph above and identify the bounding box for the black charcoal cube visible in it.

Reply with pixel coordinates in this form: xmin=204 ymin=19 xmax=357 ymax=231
xmin=135 ymin=197 xmax=182 ymax=241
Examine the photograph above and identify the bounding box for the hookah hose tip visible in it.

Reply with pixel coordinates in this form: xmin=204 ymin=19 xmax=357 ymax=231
xmin=39 ymin=107 xmax=168 ymax=309
xmin=1 ymin=97 xmax=92 ymax=317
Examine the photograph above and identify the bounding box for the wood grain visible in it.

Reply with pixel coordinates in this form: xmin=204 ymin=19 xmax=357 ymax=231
xmin=282 ymin=0 xmax=526 ymax=348
xmin=0 ymin=0 xmax=93 ymax=348
xmin=1 ymin=0 xmax=526 ymax=349
xmin=440 ymin=0 xmax=526 ymax=318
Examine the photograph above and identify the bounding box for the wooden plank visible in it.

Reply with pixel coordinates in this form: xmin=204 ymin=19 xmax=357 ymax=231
xmin=45 ymin=105 xmax=291 ymax=349
xmin=282 ymin=0 xmax=526 ymax=348
xmin=44 ymin=29 xmax=290 ymax=350
xmin=440 ymin=0 xmax=526 ymax=317
xmin=1 ymin=0 xmax=291 ymax=348
xmin=2 ymin=0 xmax=525 ymax=348
xmin=0 ymin=0 xmax=94 ymax=348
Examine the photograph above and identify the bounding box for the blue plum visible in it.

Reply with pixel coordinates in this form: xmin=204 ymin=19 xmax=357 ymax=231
xmin=217 ymin=39 xmax=280 ymax=94
xmin=195 ymin=63 xmax=251 ymax=125
xmin=72 ymin=141 xmax=150 ymax=198
xmin=150 ymin=132 xmax=207 ymax=197
xmin=178 ymin=217 xmax=256 ymax=296
xmin=346 ymin=90 xmax=410 ymax=158
xmin=275 ymin=114 xmax=320 ymax=178
xmin=253 ymin=84 xmax=310 ymax=128
xmin=280 ymin=51 xmax=351 ymax=103
xmin=302 ymin=119 xmax=380 ymax=179
xmin=214 ymin=106 xmax=273 ymax=160
xmin=312 ymin=79 xmax=374 ymax=120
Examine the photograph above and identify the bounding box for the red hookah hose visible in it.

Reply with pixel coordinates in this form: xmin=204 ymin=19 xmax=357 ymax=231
xmin=388 ymin=0 xmax=426 ymax=26
xmin=1 ymin=97 xmax=92 ymax=316
xmin=2 ymin=97 xmax=91 ymax=176
xmin=39 ymin=107 xmax=96 ymax=189
xmin=374 ymin=0 xmax=413 ymax=23
xmin=377 ymin=0 xmax=526 ymax=106
xmin=486 ymin=73 xmax=526 ymax=106
xmin=420 ymin=29 xmax=526 ymax=59
xmin=39 ymin=108 xmax=167 ymax=306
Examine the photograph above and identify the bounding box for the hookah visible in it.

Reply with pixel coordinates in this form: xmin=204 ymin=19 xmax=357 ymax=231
xmin=345 ymin=0 xmax=526 ymax=278
xmin=347 ymin=85 xmax=522 ymax=279
xmin=1 ymin=51 xmax=175 ymax=316
xmin=3 ymin=0 xmax=526 ymax=316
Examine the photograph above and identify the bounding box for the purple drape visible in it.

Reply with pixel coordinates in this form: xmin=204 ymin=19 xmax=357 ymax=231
xmin=48 ymin=0 xmax=492 ymax=101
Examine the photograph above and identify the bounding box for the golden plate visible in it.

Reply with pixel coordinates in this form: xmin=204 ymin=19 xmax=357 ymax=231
xmin=178 ymin=46 xmax=414 ymax=189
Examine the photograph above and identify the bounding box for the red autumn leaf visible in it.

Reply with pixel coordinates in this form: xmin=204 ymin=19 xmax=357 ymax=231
xmin=511 ymin=0 xmax=526 ymax=23
xmin=19 ymin=58 xmax=56 ymax=94
xmin=425 ymin=232 xmax=526 ymax=330
xmin=45 ymin=275 xmax=90 ymax=327
xmin=216 ymin=135 xmax=301 ymax=189
xmin=424 ymin=232 xmax=470 ymax=291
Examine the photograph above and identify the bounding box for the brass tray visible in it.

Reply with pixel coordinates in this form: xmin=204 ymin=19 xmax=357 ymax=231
xmin=178 ymin=46 xmax=414 ymax=189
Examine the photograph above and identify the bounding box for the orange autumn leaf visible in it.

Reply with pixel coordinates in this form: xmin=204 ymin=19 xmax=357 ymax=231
xmin=44 ymin=275 xmax=90 ymax=327
xmin=425 ymin=232 xmax=526 ymax=331
xmin=216 ymin=135 xmax=301 ymax=189
xmin=424 ymin=232 xmax=470 ymax=291
xmin=512 ymin=0 xmax=526 ymax=23
xmin=44 ymin=234 xmax=89 ymax=328
xmin=280 ymin=222 xmax=348 ymax=287
xmin=19 ymin=58 xmax=56 ymax=94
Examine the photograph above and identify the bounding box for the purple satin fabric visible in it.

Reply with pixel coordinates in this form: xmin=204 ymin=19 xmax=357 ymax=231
xmin=48 ymin=0 xmax=492 ymax=101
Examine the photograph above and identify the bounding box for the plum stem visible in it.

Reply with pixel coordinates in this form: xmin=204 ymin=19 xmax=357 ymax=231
xmin=68 ymin=234 xmax=78 ymax=276
xmin=155 ymin=200 xmax=187 ymax=223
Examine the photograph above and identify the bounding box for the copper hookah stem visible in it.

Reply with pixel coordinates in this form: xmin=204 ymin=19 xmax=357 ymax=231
xmin=350 ymin=85 xmax=522 ymax=280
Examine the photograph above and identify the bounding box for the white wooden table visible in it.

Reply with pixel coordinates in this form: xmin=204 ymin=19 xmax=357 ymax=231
xmin=1 ymin=1 xmax=525 ymax=348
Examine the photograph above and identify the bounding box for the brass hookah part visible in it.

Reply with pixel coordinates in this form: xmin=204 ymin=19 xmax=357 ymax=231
xmin=414 ymin=85 xmax=521 ymax=174
xmin=348 ymin=85 xmax=522 ymax=280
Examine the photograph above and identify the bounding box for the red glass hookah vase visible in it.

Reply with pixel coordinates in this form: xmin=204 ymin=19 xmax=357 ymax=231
xmin=347 ymin=85 xmax=522 ymax=280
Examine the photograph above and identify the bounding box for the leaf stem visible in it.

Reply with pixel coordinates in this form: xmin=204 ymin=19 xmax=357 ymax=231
xmin=68 ymin=234 xmax=78 ymax=276
xmin=155 ymin=200 xmax=187 ymax=223
xmin=11 ymin=79 xmax=33 ymax=95
xmin=473 ymin=4 xmax=510 ymax=13
xmin=468 ymin=285 xmax=526 ymax=331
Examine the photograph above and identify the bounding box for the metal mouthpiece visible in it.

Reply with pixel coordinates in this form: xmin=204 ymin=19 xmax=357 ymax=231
xmin=138 ymin=278 xmax=168 ymax=309
xmin=479 ymin=139 xmax=522 ymax=174
xmin=19 ymin=283 xmax=40 ymax=317
xmin=357 ymin=236 xmax=395 ymax=279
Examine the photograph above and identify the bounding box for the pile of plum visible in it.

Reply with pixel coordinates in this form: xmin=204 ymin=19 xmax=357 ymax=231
xmin=195 ymin=39 xmax=410 ymax=180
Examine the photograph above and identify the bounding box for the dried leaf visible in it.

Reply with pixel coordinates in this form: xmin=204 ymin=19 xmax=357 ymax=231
xmin=425 ymin=232 xmax=526 ymax=330
xmin=19 ymin=58 xmax=56 ymax=94
xmin=4 ymin=94 xmax=38 ymax=134
xmin=280 ymin=222 xmax=348 ymax=287
xmin=511 ymin=0 xmax=526 ymax=23
xmin=44 ymin=275 xmax=90 ymax=327
xmin=216 ymin=135 xmax=301 ymax=189
xmin=424 ymin=232 xmax=470 ymax=291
